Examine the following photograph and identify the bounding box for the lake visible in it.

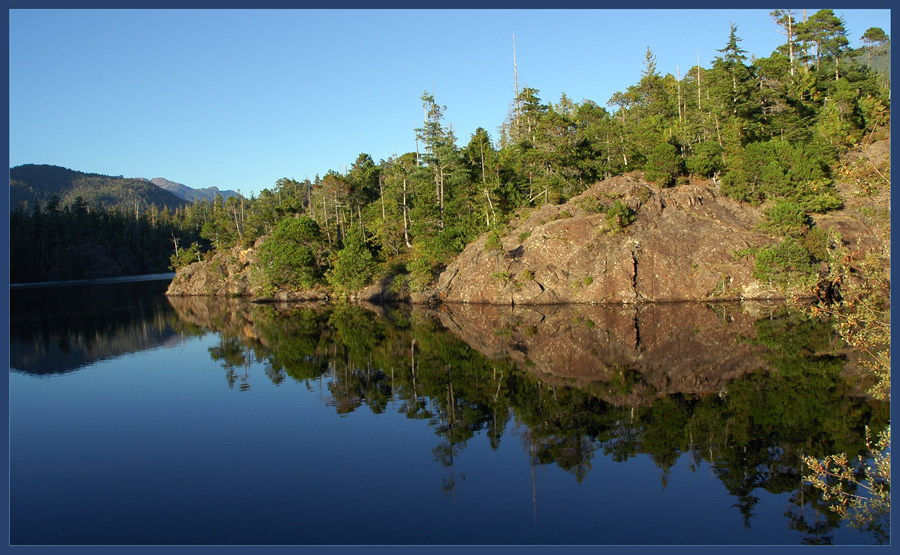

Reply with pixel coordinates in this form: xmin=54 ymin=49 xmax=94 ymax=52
xmin=8 ymin=277 xmax=889 ymax=545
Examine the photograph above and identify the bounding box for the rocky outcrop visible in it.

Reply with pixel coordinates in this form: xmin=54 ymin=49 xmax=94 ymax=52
xmin=430 ymin=173 xmax=869 ymax=304
xmin=166 ymin=245 xmax=258 ymax=297
xmin=166 ymin=243 xmax=328 ymax=301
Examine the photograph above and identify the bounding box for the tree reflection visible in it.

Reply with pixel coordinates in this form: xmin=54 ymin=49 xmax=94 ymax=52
xmin=167 ymin=296 xmax=888 ymax=541
xmin=785 ymin=483 xmax=842 ymax=544
xmin=10 ymin=279 xmax=185 ymax=375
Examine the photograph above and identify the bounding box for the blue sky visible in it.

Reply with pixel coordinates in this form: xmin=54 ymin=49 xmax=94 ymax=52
xmin=8 ymin=8 xmax=892 ymax=196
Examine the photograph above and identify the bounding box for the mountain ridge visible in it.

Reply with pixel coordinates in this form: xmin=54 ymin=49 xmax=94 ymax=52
xmin=149 ymin=177 xmax=240 ymax=202
xmin=9 ymin=163 xmax=240 ymax=211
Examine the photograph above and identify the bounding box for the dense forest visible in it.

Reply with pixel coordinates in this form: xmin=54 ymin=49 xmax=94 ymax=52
xmin=8 ymin=165 xmax=250 ymax=282
xmin=9 ymin=11 xmax=891 ymax=290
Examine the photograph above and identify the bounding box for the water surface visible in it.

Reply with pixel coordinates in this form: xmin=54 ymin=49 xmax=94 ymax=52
xmin=8 ymin=279 xmax=888 ymax=545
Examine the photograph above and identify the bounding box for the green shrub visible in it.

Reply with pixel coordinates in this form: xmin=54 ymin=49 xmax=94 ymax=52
xmin=169 ymin=241 xmax=203 ymax=270
xmin=326 ymin=227 xmax=376 ymax=295
xmin=605 ymin=200 xmax=635 ymax=230
xmin=577 ymin=196 xmax=603 ymax=214
xmin=802 ymin=226 xmax=834 ymax=262
xmin=721 ymin=140 xmax=841 ymax=212
xmin=753 ymin=237 xmax=818 ymax=289
xmin=407 ymin=254 xmax=438 ymax=292
xmin=757 ymin=201 xmax=810 ymax=237
xmin=484 ymin=230 xmax=503 ymax=252
xmin=686 ymin=141 xmax=724 ymax=178
xmin=644 ymin=142 xmax=682 ymax=187
xmin=257 ymin=216 xmax=323 ymax=290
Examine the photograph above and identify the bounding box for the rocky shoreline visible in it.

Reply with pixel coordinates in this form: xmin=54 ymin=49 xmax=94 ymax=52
xmin=166 ymin=167 xmax=888 ymax=306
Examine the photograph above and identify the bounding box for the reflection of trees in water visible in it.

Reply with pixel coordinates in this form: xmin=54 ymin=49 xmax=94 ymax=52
xmin=785 ymin=483 xmax=843 ymax=545
xmin=10 ymin=280 xmax=184 ymax=375
xmin=170 ymin=297 xmax=888 ymax=537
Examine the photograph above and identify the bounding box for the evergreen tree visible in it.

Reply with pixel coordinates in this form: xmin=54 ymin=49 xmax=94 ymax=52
xmin=860 ymin=27 xmax=889 ymax=68
xmin=798 ymin=10 xmax=849 ymax=78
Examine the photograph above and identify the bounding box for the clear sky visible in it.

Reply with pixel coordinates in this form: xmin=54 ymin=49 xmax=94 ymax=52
xmin=8 ymin=8 xmax=892 ymax=197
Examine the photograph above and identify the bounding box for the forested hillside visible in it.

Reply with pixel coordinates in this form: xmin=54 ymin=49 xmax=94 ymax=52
xmin=166 ymin=12 xmax=890 ymax=302
xmin=10 ymin=164 xmax=189 ymax=213
xmin=9 ymin=165 xmax=248 ymax=282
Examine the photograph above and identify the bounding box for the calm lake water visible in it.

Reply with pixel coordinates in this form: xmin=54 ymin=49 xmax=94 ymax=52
xmin=8 ymin=277 xmax=889 ymax=545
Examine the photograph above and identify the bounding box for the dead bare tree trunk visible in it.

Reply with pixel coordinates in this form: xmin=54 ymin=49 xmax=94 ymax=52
xmin=402 ymin=178 xmax=412 ymax=248
xmin=513 ymin=34 xmax=521 ymax=124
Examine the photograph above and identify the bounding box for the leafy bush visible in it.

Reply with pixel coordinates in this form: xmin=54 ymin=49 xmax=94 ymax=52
xmin=721 ymin=140 xmax=841 ymax=212
xmin=169 ymin=241 xmax=203 ymax=270
xmin=407 ymin=242 xmax=440 ymax=292
xmin=327 ymin=227 xmax=376 ymax=295
xmin=484 ymin=230 xmax=503 ymax=252
xmin=577 ymin=196 xmax=603 ymax=214
xmin=801 ymin=226 xmax=833 ymax=262
xmin=491 ymin=271 xmax=511 ymax=284
xmin=753 ymin=237 xmax=818 ymax=289
xmin=685 ymin=141 xmax=724 ymax=178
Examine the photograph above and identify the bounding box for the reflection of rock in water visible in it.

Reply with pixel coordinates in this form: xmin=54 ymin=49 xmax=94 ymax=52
xmin=437 ymin=302 xmax=778 ymax=405
xmin=167 ymin=295 xmax=326 ymax=329
xmin=166 ymin=295 xmax=256 ymax=330
xmin=165 ymin=295 xmax=871 ymax=405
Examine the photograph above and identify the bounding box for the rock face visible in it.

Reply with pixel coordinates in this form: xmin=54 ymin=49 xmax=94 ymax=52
xmin=167 ymin=245 xmax=257 ymax=297
xmin=434 ymin=174 xmax=801 ymax=304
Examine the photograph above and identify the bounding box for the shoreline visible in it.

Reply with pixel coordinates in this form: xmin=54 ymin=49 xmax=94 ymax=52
xmin=10 ymin=272 xmax=175 ymax=289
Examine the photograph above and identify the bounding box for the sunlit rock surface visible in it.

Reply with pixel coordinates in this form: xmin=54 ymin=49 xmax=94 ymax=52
xmin=436 ymin=175 xmax=784 ymax=304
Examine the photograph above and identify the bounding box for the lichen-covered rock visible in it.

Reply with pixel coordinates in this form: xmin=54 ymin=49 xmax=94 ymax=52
xmin=166 ymin=245 xmax=255 ymax=297
xmin=435 ymin=174 xmax=804 ymax=304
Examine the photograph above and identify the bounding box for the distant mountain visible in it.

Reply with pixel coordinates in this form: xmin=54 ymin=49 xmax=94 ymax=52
xmin=849 ymin=42 xmax=891 ymax=83
xmin=150 ymin=177 xmax=241 ymax=202
xmin=10 ymin=164 xmax=189 ymax=212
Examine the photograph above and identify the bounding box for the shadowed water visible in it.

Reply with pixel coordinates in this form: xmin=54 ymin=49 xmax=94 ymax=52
xmin=8 ymin=279 xmax=889 ymax=545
